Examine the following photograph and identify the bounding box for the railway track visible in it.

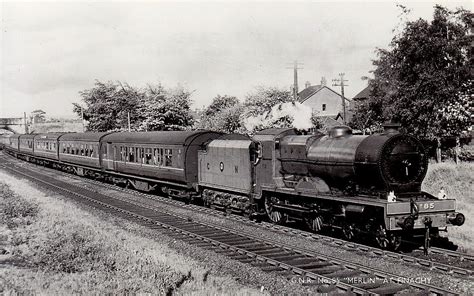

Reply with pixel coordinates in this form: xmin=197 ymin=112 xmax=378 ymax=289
xmin=0 ymin=156 xmax=463 ymax=295
xmin=1 ymin=152 xmax=473 ymax=278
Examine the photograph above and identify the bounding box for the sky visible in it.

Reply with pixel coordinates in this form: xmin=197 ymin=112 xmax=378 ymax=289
xmin=0 ymin=1 xmax=471 ymax=118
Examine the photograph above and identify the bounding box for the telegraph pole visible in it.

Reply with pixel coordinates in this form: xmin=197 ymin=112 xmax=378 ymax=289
xmin=128 ymin=112 xmax=131 ymax=132
xmin=332 ymin=73 xmax=349 ymax=125
xmin=23 ymin=112 xmax=28 ymax=134
xmin=80 ymin=107 xmax=85 ymax=132
xmin=286 ymin=61 xmax=304 ymax=102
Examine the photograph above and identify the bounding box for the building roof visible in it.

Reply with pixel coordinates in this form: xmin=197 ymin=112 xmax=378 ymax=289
xmin=298 ymin=85 xmax=324 ymax=102
xmin=298 ymin=85 xmax=350 ymax=103
xmin=353 ymin=86 xmax=371 ymax=101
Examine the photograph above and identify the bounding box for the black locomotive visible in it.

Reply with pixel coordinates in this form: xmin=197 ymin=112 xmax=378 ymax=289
xmin=2 ymin=125 xmax=465 ymax=250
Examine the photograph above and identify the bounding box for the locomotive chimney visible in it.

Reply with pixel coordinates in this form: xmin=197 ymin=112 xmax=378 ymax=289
xmin=383 ymin=123 xmax=401 ymax=133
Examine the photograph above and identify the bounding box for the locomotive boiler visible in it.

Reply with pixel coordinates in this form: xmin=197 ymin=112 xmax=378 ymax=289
xmin=279 ymin=124 xmax=428 ymax=194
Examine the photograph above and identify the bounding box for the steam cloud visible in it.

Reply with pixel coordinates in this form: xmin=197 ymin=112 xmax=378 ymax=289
xmin=244 ymin=102 xmax=313 ymax=131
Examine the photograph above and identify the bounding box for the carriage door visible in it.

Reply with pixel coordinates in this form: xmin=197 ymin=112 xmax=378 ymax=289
xmin=106 ymin=142 xmax=114 ymax=170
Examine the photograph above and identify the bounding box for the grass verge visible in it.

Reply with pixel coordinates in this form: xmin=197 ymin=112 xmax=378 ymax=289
xmin=0 ymin=172 xmax=263 ymax=295
xmin=423 ymin=162 xmax=474 ymax=253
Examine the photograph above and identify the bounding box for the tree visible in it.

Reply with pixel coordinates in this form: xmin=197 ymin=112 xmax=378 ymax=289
xmin=196 ymin=95 xmax=244 ymax=133
xmin=351 ymin=5 xmax=473 ymax=146
xmin=137 ymin=84 xmax=194 ymax=131
xmin=310 ymin=111 xmax=323 ymax=130
xmin=73 ymin=80 xmax=142 ymax=132
xmin=74 ymin=81 xmax=194 ymax=132
xmin=204 ymin=95 xmax=240 ymax=117
xmin=243 ymin=86 xmax=294 ymax=118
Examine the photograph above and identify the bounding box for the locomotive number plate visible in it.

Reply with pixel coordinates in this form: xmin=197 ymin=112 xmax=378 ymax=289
xmin=418 ymin=202 xmax=435 ymax=210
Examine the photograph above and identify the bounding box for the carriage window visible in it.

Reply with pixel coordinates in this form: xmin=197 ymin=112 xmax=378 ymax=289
xmin=164 ymin=149 xmax=173 ymax=167
xmin=145 ymin=148 xmax=152 ymax=164
xmin=129 ymin=147 xmax=135 ymax=162
xmin=153 ymin=148 xmax=158 ymax=165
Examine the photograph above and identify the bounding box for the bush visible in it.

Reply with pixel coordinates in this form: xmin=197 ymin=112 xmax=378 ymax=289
xmin=0 ymin=183 xmax=39 ymax=228
xmin=24 ymin=221 xmax=117 ymax=273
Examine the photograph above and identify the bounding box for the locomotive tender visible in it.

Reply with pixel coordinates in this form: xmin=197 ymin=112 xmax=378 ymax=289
xmin=2 ymin=126 xmax=465 ymax=250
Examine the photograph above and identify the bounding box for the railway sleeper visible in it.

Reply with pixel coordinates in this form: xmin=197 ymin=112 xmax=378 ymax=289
xmin=251 ymin=248 xmax=286 ymax=256
xmin=293 ymin=261 xmax=333 ymax=269
xmin=203 ymin=233 xmax=238 ymax=239
xmin=283 ymin=258 xmax=320 ymax=266
xmin=368 ymin=283 xmax=410 ymax=295
xmin=244 ymin=245 xmax=277 ymax=252
xmin=267 ymin=254 xmax=302 ymax=262
xmin=184 ymin=228 xmax=221 ymax=235
xmin=260 ymin=265 xmax=285 ymax=272
xmin=305 ymin=265 xmax=343 ymax=275
xmin=324 ymin=269 xmax=361 ymax=280
xmin=216 ymin=237 xmax=249 ymax=244
xmin=233 ymin=241 xmax=262 ymax=248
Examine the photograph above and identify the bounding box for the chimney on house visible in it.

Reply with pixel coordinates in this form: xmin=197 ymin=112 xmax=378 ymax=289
xmin=321 ymin=77 xmax=327 ymax=86
xmin=305 ymin=81 xmax=311 ymax=89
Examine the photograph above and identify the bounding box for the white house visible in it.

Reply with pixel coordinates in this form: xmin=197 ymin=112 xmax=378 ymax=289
xmin=299 ymin=82 xmax=350 ymax=116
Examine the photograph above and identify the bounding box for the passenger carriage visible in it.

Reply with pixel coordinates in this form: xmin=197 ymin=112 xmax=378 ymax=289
xmin=58 ymin=132 xmax=114 ymax=173
xmin=101 ymin=131 xmax=221 ymax=193
xmin=18 ymin=134 xmax=36 ymax=160
xmin=34 ymin=133 xmax=67 ymax=161
xmin=0 ymin=134 xmax=13 ymax=150
xmin=3 ymin=134 xmax=19 ymax=156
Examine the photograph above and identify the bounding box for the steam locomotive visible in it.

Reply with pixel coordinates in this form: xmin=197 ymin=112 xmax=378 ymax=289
xmin=1 ymin=125 xmax=465 ymax=250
